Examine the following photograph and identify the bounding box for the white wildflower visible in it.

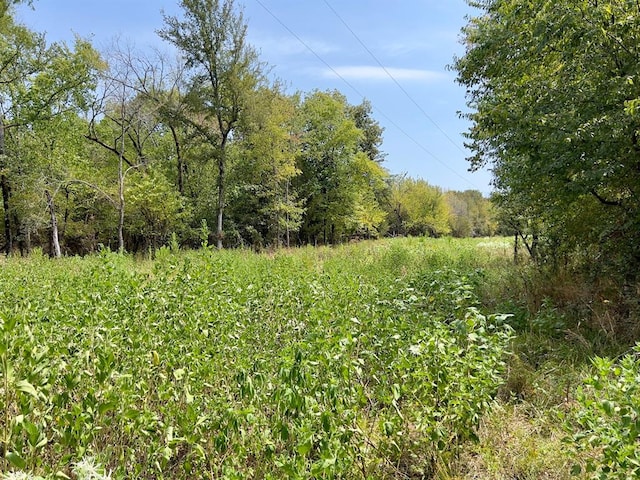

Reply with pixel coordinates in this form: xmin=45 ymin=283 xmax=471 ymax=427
xmin=72 ymin=457 xmax=112 ymax=480
xmin=1 ymin=473 xmax=44 ymax=480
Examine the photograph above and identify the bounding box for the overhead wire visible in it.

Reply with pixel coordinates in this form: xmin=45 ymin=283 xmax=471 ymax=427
xmin=252 ymin=0 xmax=480 ymax=190
xmin=322 ymin=0 xmax=469 ymax=157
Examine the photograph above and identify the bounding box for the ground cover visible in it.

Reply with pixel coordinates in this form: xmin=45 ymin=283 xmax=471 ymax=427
xmin=0 ymin=238 xmax=635 ymax=479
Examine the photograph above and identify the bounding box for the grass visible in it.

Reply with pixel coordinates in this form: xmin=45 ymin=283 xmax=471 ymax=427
xmin=0 ymin=237 xmax=634 ymax=479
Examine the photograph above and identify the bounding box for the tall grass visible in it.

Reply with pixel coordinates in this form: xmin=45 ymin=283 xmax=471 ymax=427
xmin=0 ymin=238 xmax=515 ymax=478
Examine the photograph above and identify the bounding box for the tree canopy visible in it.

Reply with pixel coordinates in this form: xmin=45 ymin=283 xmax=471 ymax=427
xmin=0 ymin=1 xmax=494 ymax=256
xmin=455 ymin=0 xmax=640 ymax=281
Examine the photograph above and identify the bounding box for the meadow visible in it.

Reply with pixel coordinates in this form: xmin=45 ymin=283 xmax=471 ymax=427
xmin=0 ymin=238 xmax=636 ymax=479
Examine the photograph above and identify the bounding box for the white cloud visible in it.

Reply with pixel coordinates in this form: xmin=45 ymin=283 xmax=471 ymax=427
xmin=322 ymin=66 xmax=447 ymax=82
xmin=382 ymin=30 xmax=460 ymax=56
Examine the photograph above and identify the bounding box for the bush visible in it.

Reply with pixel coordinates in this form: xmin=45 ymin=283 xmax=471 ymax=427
xmin=569 ymin=345 xmax=640 ymax=478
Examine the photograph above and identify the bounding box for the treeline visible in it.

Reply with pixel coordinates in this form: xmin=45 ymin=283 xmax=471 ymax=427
xmin=0 ymin=0 xmax=493 ymax=256
xmin=455 ymin=0 xmax=640 ymax=308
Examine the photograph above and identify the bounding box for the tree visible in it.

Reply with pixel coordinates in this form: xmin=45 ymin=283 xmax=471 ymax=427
xmin=348 ymin=99 xmax=386 ymax=164
xmin=0 ymin=0 xmax=101 ymax=256
xmin=28 ymin=40 xmax=101 ymax=257
xmin=87 ymin=48 xmax=152 ymax=252
xmin=295 ymin=90 xmax=385 ymax=244
xmin=125 ymin=166 xmax=189 ymax=250
xmin=386 ymin=176 xmax=451 ymax=237
xmin=229 ymin=85 xmax=302 ymax=248
xmin=445 ymin=190 xmax=495 ymax=237
xmin=454 ymin=0 xmax=640 ymax=282
xmin=348 ymin=151 xmax=388 ymax=238
xmin=0 ymin=10 xmax=44 ymax=254
xmin=158 ymin=0 xmax=264 ymax=249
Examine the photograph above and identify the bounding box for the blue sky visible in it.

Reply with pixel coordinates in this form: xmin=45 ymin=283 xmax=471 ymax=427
xmin=16 ymin=0 xmax=491 ymax=194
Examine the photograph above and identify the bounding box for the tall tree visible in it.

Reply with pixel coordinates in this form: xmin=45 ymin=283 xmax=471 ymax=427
xmin=27 ymin=40 xmax=101 ymax=257
xmin=295 ymin=90 xmax=388 ymax=244
xmin=296 ymin=90 xmax=361 ymax=244
xmin=348 ymin=99 xmax=386 ymax=164
xmin=386 ymin=176 xmax=451 ymax=237
xmin=0 ymin=9 xmax=43 ymax=254
xmin=445 ymin=189 xmax=496 ymax=237
xmin=158 ymin=0 xmax=263 ymax=249
xmin=455 ymin=0 xmax=640 ymax=281
xmin=87 ymin=46 xmax=154 ymax=253
xmin=230 ymin=85 xmax=302 ymax=248
xmin=0 ymin=0 xmax=101 ymax=256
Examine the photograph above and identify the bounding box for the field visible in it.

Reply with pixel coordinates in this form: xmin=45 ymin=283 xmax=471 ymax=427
xmin=0 ymin=238 xmax=635 ymax=479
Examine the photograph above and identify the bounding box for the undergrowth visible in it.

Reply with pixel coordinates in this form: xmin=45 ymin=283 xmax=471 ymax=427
xmin=0 ymin=237 xmax=637 ymax=479
xmin=0 ymin=238 xmax=512 ymax=479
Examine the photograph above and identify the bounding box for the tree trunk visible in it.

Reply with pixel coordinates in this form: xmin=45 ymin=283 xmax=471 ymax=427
xmin=170 ymin=124 xmax=185 ymax=195
xmin=24 ymin=225 xmax=31 ymax=255
xmin=45 ymin=189 xmax=62 ymax=258
xmin=285 ymin=180 xmax=290 ymax=248
xmin=216 ymin=146 xmax=226 ymax=250
xmin=117 ymin=98 xmax=126 ymax=253
xmin=118 ymin=154 xmax=125 ymax=253
xmin=0 ymin=116 xmax=11 ymax=256
xmin=1 ymin=174 xmax=10 ymax=256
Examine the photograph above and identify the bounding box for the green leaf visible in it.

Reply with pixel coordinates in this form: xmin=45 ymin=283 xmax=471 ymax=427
xmin=15 ymin=379 xmax=38 ymax=399
xmin=602 ymin=400 xmax=614 ymax=416
xmin=297 ymin=440 xmax=312 ymax=456
xmin=6 ymin=451 xmax=27 ymax=469
xmin=98 ymin=401 xmax=118 ymax=415
xmin=35 ymin=436 xmax=48 ymax=449
xmin=321 ymin=411 xmax=331 ymax=432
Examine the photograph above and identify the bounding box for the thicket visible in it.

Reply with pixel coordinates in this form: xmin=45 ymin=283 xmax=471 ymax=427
xmin=453 ymin=5 xmax=640 ymax=474
xmin=454 ymin=0 xmax=640 ymax=306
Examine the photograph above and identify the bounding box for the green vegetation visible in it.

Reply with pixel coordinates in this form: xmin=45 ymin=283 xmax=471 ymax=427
xmin=455 ymin=0 xmax=640 ymax=289
xmin=0 ymin=238 xmax=514 ymax=478
xmin=2 ymin=0 xmax=640 ymax=478
xmin=0 ymin=0 xmax=494 ymax=256
xmin=0 ymin=237 xmax=637 ymax=479
xmin=452 ymin=5 xmax=640 ymax=475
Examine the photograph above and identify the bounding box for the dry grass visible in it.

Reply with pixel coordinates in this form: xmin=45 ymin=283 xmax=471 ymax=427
xmin=441 ymin=404 xmax=585 ymax=480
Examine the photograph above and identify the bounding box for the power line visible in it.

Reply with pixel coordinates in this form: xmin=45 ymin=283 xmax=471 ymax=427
xmin=321 ymin=0 xmax=468 ymax=157
xmin=252 ymin=0 xmax=480 ymax=190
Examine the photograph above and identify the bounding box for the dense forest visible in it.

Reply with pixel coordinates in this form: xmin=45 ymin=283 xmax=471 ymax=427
xmin=0 ymin=0 xmax=494 ymax=256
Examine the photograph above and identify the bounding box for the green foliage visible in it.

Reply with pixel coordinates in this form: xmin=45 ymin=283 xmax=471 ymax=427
xmin=570 ymin=347 xmax=640 ymax=479
xmin=454 ymin=0 xmax=640 ymax=279
xmin=445 ymin=189 xmax=496 ymax=237
xmin=125 ymin=167 xmax=190 ymax=249
xmin=0 ymin=238 xmax=512 ymax=478
xmin=0 ymin=11 xmax=101 ymax=255
xmin=386 ymin=176 xmax=451 ymax=237
xmin=159 ymin=0 xmax=264 ymax=249
xmin=229 ymin=85 xmax=303 ymax=247
xmin=295 ymin=90 xmax=388 ymax=244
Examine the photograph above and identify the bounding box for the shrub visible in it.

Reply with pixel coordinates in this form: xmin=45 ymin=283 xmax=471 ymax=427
xmin=569 ymin=345 xmax=640 ymax=478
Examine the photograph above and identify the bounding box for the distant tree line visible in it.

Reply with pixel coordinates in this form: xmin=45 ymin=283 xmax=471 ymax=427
xmin=0 ymin=0 xmax=494 ymax=256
